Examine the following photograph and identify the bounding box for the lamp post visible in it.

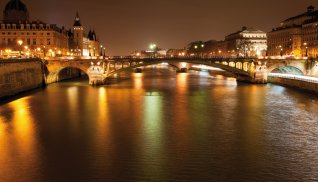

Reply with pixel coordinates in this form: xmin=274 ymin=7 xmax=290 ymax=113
xmin=304 ymin=43 xmax=308 ymax=57
xmin=278 ymin=45 xmax=282 ymax=57
xmin=100 ymin=45 xmax=103 ymax=57
xmin=17 ymin=40 xmax=23 ymax=57
xmin=280 ymin=48 xmax=283 ymax=57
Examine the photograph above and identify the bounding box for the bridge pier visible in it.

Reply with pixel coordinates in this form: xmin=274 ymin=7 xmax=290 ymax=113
xmin=89 ymin=77 xmax=105 ymax=86
xmin=177 ymin=68 xmax=188 ymax=73
xmin=234 ymin=62 xmax=268 ymax=84
xmin=135 ymin=68 xmax=143 ymax=73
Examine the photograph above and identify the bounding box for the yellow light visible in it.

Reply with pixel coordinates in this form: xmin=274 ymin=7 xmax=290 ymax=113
xmin=37 ymin=48 xmax=41 ymax=51
xmin=181 ymin=62 xmax=187 ymax=68
xmin=149 ymin=44 xmax=157 ymax=50
xmin=17 ymin=40 xmax=23 ymax=46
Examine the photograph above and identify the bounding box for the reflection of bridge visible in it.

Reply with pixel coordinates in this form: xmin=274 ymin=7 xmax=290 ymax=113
xmin=44 ymin=58 xmax=318 ymax=85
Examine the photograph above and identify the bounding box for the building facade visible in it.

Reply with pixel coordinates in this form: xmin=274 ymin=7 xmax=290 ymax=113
xmin=223 ymin=27 xmax=267 ymax=57
xmin=267 ymin=6 xmax=318 ymax=58
xmin=69 ymin=13 xmax=101 ymax=57
xmin=203 ymin=27 xmax=267 ymax=58
xmin=0 ymin=0 xmax=102 ymax=58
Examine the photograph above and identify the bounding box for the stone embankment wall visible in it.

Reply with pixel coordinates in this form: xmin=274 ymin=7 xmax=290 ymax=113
xmin=0 ymin=59 xmax=44 ymax=99
xmin=268 ymin=76 xmax=318 ymax=93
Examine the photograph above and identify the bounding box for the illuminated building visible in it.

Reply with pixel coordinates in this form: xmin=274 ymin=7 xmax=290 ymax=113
xmin=0 ymin=0 xmax=69 ymax=58
xmin=0 ymin=0 xmax=102 ymax=58
xmin=69 ymin=12 xmax=101 ymax=57
xmin=205 ymin=27 xmax=267 ymax=58
xmin=224 ymin=27 xmax=267 ymax=57
xmin=267 ymin=6 xmax=318 ymax=58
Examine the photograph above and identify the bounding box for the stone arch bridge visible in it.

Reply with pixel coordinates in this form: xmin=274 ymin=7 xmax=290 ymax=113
xmin=44 ymin=58 xmax=318 ymax=85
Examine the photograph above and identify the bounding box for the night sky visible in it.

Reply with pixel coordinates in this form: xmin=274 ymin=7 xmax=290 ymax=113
xmin=1 ymin=0 xmax=318 ymax=55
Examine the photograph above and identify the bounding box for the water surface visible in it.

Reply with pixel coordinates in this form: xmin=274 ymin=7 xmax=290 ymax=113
xmin=1 ymin=68 xmax=318 ymax=182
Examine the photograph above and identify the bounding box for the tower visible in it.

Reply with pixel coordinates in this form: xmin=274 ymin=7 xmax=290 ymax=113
xmin=73 ymin=11 xmax=84 ymax=56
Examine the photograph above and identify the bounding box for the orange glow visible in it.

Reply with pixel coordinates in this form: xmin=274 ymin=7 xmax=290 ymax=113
xmin=176 ymin=73 xmax=188 ymax=94
xmin=0 ymin=97 xmax=39 ymax=179
xmin=133 ymin=73 xmax=144 ymax=90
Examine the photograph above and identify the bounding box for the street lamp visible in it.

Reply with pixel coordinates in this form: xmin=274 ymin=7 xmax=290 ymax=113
xmin=100 ymin=45 xmax=103 ymax=56
xmin=17 ymin=40 xmax=23 ymax=57
xmin=280 ymin=48 xmax=283 ymax=57
xmin=278 ymin=45 xmax=282 ymax=57
xmin=304 ymin=43 xmax=308 ymax=57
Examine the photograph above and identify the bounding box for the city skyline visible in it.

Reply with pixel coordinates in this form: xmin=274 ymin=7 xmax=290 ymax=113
xmin=0 ymin=0 xmax=318 ymax=55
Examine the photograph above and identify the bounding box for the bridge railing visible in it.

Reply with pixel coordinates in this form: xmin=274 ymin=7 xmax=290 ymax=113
xmin=268 ymin=73 xmax=318 ymax=84
xmin=109 ymin=56 xmax=258 ymax=61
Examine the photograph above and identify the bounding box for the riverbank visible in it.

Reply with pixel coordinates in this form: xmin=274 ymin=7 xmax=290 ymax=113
xmin=0 ymin=59 xmax=44 ymax=99
xmin=268 ymin=75 xmax=318 ymax=94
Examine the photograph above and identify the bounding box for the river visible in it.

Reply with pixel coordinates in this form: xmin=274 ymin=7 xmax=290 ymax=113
xmin=0 ymin=67 xmax=318 ymax=182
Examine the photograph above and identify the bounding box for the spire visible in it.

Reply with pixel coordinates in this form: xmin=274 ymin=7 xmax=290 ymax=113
xmin=92 ymin=29 xmax=97 ymax=41
xmin=73 ymin=11 xmax=82 ymax=26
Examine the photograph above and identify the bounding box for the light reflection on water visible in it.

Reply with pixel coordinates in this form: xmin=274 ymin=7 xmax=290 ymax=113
xmin=0 ymin=68 xmax=318 ymax=182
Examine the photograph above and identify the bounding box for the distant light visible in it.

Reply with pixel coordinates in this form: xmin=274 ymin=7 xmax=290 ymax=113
xmin=161 ymin=62 xmax=168 ymax=66
xmin=17 ymin=40 xmax=23 ymax=46
xmin=192 ymin=65 xmax=224 ymax=71
xmin=149 ymin=44 xmax=157 ymax=50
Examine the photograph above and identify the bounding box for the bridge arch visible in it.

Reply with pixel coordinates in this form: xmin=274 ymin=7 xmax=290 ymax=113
xmin=46 ymin=66 xmax=89 ymax=84
xmin=106 ymin=62 xmax=181 ymax=77
xmin=270 ymin=66 xmax=304 ymax=75
xmin=106 ymin=59 xmax=253 ymax=80
xmin=267 ymin=60 xmax=306 ymax=76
